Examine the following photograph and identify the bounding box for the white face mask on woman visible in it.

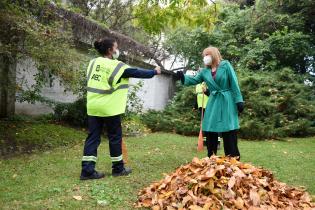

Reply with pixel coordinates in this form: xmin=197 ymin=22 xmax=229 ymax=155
xmin=113 ymin=49 xmax=120 ymax=59
xmin=203 ymin=55 xmax=212 ymax=65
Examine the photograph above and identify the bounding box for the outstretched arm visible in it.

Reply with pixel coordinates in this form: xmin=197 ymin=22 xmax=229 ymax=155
xmin=176 ymin=71 xmax=204 ymax=86
xmin=121 ymin=67 xmax=160 ymax=79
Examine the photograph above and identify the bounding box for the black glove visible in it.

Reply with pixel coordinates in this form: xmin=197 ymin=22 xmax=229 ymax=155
xmin=174 ymin=71 xmax=185 ymax=83
xmin=236 ymin=102 xmax=244 ymax=113
xmin=204 ymin=89 xmax=210 ymax=96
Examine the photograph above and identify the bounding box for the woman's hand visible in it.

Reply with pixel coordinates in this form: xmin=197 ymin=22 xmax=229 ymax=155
xmin=236 ymin=102 xmax=244 ymax=113
xmin=175 ymin=71 xmax=184 ymax=81
xmin=155 ymin=66 xmax=161 ymax=75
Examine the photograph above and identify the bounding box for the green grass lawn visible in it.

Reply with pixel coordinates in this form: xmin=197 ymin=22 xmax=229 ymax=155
xmin=0 ymin=117 xmax=87 ymax=157
xmin=0 ymin=122 xmax=314 ymax=209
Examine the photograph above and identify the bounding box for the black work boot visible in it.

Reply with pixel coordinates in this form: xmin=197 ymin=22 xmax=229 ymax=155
xmin=112 ymin=167 xmax=132 ymax=177
xmin=80 ymin=171 xmax=105 ymax=180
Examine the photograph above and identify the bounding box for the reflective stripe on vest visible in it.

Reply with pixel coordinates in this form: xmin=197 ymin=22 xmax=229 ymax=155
xmin=86 ymin=59 xmax=97 ymax=81
xmin=87 ymin=84 xmax=129 ymax=94
xmin=108 ymin=62 xmax=125 ymax=86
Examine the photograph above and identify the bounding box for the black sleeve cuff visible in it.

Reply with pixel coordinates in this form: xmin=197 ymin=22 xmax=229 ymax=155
xmin=175 ymin=71 xmax=185 ymax=84
xmin=180 ymin=75 xmax=185 ymax=84
xmin=204 ymin=89 xmax=210 ymax=96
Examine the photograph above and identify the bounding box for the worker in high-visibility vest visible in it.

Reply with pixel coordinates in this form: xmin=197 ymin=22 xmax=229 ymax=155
xmin=80 ymin=38 xmax=161 ymax=180
xmin=196 ymin=82 xmax=209 ymax=110
xmin=195 ymin=82 xmax=221 ymax=149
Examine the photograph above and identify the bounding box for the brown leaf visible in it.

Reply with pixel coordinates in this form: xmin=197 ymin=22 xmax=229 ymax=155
xmin=152 ymin=205 xmax=160 ymax=210
xmin=182 ymin=195 xmax=192 ymax=206
xmin=230 ymin=158 xmax=239 ymax=165
xmin=258 ymin=178 xmax=269 ymax=187
xmin=177 ymin=187 xmax=188 ymax=195
xmin=189 ymin=205 xmax=203 ymax=210
xmin=234 ymin=197 xmax=244 ymax=209
xmin=192 ymin=157 xmax=202 ymax=165
xmin=216 ymin=165 xmax=225 ymax=170
xmin=205 ymin=168 xmax=216 ymax=178
xmin=215 ymin=157 xmax=225 ymax=164
xmin=226 ymin=188 xmax=236 ymax=199
xmin=158 ymin=182 xmax=167 ymax=190
xmin=250 ymin=189 xmax=261 ymax=206
xmin=187 ymin=190 xmax=199 ymax=202
xmin=142 ymin=198 xmax=152 ymax=207
xmin=202 ymin=202 xmax=212 ymax=210
xmin=228 ymin=176 xmax=236 ymax=189
xmin=162 ymin=191 xmax=174 ymax=198
xmin=189 ymin=179 xmax=198 ymax=184
xmin=233 ymin=169 xmax=246 ymax=178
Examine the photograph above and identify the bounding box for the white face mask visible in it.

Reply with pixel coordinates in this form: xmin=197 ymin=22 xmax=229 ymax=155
xmin=203 ymin=55 xmax=212 ymax=65
xmin=113 ymin=49 xmax=120 ymax=59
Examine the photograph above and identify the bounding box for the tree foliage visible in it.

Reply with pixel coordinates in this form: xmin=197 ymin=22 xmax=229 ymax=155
xmin=133 ymin=0 xmax=218 ymax=34
xmin=65 ymin=0 xmax=152 ymax=45
xmin=165 ymin=1 xmax=315 ymax=73
xmin=0 ymin=0 xmax=89 ymax=103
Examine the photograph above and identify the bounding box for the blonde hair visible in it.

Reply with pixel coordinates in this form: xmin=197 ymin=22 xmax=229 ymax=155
xmin=202 ymin=46 xmax=223 ymax=67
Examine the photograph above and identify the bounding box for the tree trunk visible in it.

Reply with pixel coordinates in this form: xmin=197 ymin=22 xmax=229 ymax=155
xmin=0 ymin=55 xmax=16 ymax=118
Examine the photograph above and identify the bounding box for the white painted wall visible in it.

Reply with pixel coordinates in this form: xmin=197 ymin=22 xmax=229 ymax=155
xmin=15 ymin=57 xmax=78 ymax=115
xmin=129 ymin=74 xmax=175 ymax=111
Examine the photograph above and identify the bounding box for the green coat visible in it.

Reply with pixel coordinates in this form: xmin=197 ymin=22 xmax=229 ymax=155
xmin=184 ymin=60 xmax=243 ymax=132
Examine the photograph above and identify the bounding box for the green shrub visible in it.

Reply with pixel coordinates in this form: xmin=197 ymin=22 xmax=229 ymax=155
xmin=54 ymin=97 xmax=87 ymax=127
xmin=239 ymin=68 xmax=315 ymax=139
xmin=122 ymin=114 xmax=148 ymax=137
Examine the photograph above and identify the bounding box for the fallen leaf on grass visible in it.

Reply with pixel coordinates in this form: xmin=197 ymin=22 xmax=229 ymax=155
xmin=73 ymin=195 xmax=82 ymax=201
xmin=97 ymin=200 xmax=108 ymax=206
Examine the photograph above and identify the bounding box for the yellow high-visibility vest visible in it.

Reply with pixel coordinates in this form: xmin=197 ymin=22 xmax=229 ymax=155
xmin=86 ymin=57 xmax=130 ymax=117
xmin=196 ymin=83 xmax=208 ymax=109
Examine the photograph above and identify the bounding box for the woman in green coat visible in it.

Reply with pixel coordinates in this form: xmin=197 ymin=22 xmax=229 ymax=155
xmin=176 ymin=46 xmax=244 ymax=159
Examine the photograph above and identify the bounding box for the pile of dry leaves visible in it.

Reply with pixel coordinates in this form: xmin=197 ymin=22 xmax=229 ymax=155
xmin=135 ymin=156 xmax=314 ymax=210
